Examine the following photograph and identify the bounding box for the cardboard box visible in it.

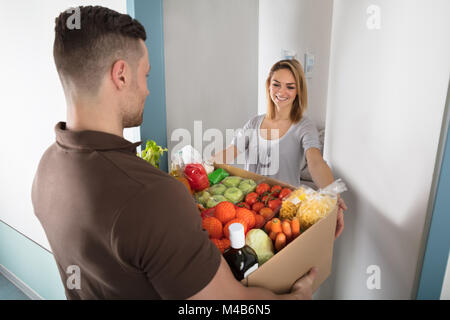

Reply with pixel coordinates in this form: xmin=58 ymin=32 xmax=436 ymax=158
xmin=214 ymin=164 xmax=337 ymax=294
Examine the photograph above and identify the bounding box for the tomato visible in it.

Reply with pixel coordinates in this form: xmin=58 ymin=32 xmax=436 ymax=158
xmin=245 ymin=192 xmax=258 ymax=206
xmin=278 ymin=188 xmax=292 ymax=200
xmin=259 ymin=207 xmax=275 ymax=221
xmin=271 ymin=185 xmax=282 ymax=197
xmin=201 ymin=207 xmax=215 ymax=219
xmin=236 ymin=202 xmax=250 ymax=210
xmin=268 ymin=198 xmax=282 ymax=212
xmin=252 ymin=202 xmax=265 ymax=213
xmin=256 ymin=183 xmax=270 ymax=196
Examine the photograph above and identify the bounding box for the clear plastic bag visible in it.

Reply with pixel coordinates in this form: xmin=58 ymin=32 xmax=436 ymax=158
xmin=170 ymin=145 xmax=215 ymax=193
xmin=280 ymin=179 xmax=347 ymax=231
xmin=170 ymin=145 xmax=214 ymax=175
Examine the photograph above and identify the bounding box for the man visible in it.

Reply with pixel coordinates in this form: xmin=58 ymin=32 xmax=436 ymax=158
xmin=32 ymin=6 xmax=319 ymax=300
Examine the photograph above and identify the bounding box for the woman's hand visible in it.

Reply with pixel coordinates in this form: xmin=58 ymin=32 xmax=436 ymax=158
xmin=335 ymin=196 xmax=347 ymax=240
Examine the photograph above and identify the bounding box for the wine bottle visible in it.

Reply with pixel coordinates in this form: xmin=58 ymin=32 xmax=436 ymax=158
xmin=223 ymin=223 xmax=259 ymax=281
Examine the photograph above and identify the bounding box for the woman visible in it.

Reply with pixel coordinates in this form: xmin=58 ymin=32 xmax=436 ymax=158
xmin=213 ymin=59 xmax=346 ymax=238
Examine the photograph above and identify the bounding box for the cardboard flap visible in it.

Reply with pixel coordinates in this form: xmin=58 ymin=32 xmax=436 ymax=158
xmin=245 ymin=206 xmax=337 ymax=294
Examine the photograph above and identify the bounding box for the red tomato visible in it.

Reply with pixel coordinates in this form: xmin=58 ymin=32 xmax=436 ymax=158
xmin=236 ymin=202 xmax=250 ymax=210
xmin=256 ymin=183 xmax=270 ymax=196
xmin=245 ymin=192 xmax=259 ymax=206
xmin=268 ymin=199 xmax=282 ymax=212
xmin=201 ymin=208 xmax=215 ymax=219
xmin=252 ymin=202 xmax=265 ymax=213
xmin=279 ymin=188 xmax=292 ymax=200
xmin=271 ymin=185 xmax=282 ymax=197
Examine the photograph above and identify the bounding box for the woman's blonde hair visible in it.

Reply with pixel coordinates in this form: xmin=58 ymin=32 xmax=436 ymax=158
xmin=265 ymin=59 xmax=307 ymax=123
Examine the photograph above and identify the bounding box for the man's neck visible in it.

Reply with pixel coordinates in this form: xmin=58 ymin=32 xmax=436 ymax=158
xmin=66 ymin=102 xmax=124 ymax=138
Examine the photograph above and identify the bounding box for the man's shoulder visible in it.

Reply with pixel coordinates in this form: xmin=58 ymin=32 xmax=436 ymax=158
xmin=100 ymin=150 xmax=178 ymax=190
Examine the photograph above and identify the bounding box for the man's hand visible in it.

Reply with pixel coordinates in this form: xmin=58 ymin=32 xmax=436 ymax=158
xmin=290 ymin=267 xmax=318 ymax=300
xmin=335 ymin=197 xmax=347 ymax=240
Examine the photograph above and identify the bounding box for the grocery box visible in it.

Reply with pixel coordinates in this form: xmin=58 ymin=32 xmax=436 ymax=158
xmin=214 ymin=163 xmax=337 ymax=294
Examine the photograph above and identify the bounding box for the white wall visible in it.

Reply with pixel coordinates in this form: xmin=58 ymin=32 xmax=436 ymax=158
xmin=258 ymin=0 xmax=334 ymax=130
xmin=163 ymin=0 xmax=259 ymax=160
xmin=316 ymin=0 xmax=450 ymax=299
xmin=0 ymin=0 xmax=129 ymax=251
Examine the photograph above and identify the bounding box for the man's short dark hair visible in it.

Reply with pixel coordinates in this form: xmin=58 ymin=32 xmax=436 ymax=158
xmin=53 ymin=6 xmax=146 ymax=94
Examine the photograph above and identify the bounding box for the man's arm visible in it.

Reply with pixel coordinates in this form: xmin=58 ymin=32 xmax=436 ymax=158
xmin=188 ymin=256 xmax=317 ymax=300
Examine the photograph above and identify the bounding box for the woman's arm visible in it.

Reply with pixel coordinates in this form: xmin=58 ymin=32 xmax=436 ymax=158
xmin=305 ymin=147 xmax=346 ymax=239
xmin=305 ymin=148 xmax=334 ymax=189
xmin=210 ymin=145 xmax=240 ymax=165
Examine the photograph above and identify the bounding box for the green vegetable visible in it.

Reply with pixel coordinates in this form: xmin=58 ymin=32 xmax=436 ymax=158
xmin=206 ymin=195 xmax=227 ymax=208
xmin=195 ymin=191 xmax=212 ymax=207
xmin=222 ymin=176 xmax=242 ymax=188
xmin=208 ymin=168 xmax=230 ymax=185
xmin=238 ymin=179 xmax=257 ymax=195
xmin=209 ymin=184 xmax=227 ymax=195
xmin=223 ymin=187 xmax=244 ymax=204
xmin=245 ymin=229 xmax=274 ymax=265
xmin=138 ymin=140 xmax=168 ymax=169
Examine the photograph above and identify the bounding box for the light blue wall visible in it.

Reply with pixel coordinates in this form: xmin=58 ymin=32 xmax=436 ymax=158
xmin=417 ymin=82 xmax=450 ymax=299
xmin=0 ymin=221 xmax=66 ymax=299
xmin=129 ymin=0 xmax=168 ymax=172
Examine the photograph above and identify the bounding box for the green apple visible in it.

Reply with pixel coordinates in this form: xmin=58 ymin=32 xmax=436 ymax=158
xmin=206 ymin=195 xmax=227 ymax=208
xmin=222 ymin=176 xmax=242 ymax=188
xmin=224 ymin=187 xmax=244 ymax=204
xmin=238 ymin=179 xmax=257 ymax=195
xmin=209 ymin=183 xmax=227 ymax=195
xmin=195 ymin=191 xmax=212 ymax=207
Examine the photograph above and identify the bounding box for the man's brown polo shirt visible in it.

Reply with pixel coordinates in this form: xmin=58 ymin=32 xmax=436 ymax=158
xmin=31 ymin=122 xmax=221 ymax=299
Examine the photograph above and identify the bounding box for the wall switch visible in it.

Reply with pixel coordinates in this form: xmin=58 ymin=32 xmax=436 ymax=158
xmin=283 ymin=49 xmax=297 ymax=60
xmin=304 ymin=53 xmax=315 ymax=78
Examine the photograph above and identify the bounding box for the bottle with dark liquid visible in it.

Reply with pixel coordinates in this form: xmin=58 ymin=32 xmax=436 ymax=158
xmin=223 ymin=223 xmax=259 ymax=281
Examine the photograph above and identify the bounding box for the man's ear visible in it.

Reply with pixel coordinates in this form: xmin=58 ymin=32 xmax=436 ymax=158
xmin=111 ymin=60 xmax=127 ymax=90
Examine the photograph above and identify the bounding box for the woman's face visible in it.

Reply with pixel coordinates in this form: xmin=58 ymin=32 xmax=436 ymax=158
xmin=269 ymin=68 xmax=297 ymax=111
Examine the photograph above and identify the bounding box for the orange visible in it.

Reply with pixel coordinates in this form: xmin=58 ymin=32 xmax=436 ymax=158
xmin=235 ymin=207 xmax=256 ymax=229
xmin=214 ymin=201 xmax=236 ymax=224
xmin=223 ymin=218 xmax=248 ymax=239
xmin=176 ymin=176 xmax=193 ymax=194
xmin=202 ymin=217 xmax=223 ymax=239
xmin=211 ymin=238 xmax=231 ymax=254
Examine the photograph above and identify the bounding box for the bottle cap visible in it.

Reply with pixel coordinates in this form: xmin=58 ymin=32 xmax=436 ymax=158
xmin=229 ymin=223 xmax=245 ymax=249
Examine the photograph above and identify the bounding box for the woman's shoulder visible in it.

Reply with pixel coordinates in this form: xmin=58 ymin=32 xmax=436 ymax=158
xmin=243 ymin=114 xmax=265 ymax=129
xmin=295 ymin=115 xmax=316 ymax=129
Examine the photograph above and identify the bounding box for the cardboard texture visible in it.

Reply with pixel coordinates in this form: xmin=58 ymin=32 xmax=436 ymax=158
xmin=214 ymin=164 xmax=337 ymax=294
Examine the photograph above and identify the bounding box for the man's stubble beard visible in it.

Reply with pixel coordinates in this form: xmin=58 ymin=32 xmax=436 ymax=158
xmin=122 ymin=82 xmax=145 ymax=128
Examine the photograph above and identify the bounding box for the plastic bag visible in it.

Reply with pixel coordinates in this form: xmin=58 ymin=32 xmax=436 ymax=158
xmin=170 ymin=145 xmax=214 ymax=192
xmin=280 ymin=179 xmax=347 ymax=231
xmin=208 ymin=168 xmax=230 ymax=185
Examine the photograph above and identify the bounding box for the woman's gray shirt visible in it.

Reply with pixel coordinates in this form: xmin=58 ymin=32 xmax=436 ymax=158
xmin=231 ymin=114 xmax=322 ymax=187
